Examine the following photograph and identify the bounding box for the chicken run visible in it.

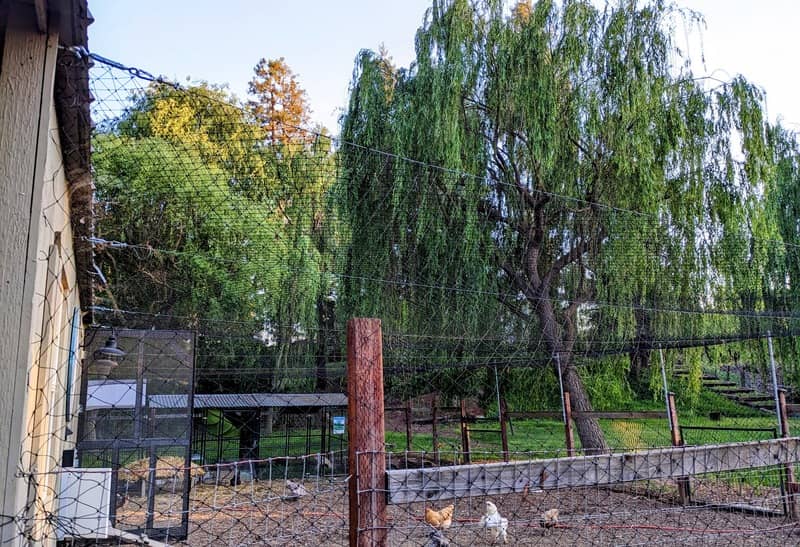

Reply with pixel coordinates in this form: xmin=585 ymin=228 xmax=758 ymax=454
xmin=133 ymin=474 xmax=800 ymax=546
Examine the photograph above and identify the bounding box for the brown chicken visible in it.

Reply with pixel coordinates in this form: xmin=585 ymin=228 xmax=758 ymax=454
xmin=424 ymin=504 xmax=455 ymax=530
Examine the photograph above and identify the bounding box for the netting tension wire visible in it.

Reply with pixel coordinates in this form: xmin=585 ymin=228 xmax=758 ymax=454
xmin=659 ymin=348 xmax=672 ymax=432
xmin=555 ymin=353 xmax=567 ymax=426
xmin=493 ymin=365 xmax=502 ymax=429
xmin=768 ymin=332 xmax=783 ymax=435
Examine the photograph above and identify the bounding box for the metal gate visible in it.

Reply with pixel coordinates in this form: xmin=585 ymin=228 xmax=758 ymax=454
xmin=76 ymin=328 xmax=195 ymax=540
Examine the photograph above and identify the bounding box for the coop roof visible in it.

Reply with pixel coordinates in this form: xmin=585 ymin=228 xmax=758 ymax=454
xmin=148 ymin=392 xmax=347 ymax=409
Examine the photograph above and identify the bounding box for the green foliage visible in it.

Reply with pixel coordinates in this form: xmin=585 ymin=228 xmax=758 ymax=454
xmin=94 ymin=80 xmax=337 ymax=392
xmin=648 ymin=352 xmax=667 ymax=402
xmin=658 ymin=348 xmax=704 ymax=411
xmin=337 ymin=0 xmax=773 ymax=449
xmin=579 ymin=356 xmax=635 ymax=410
xmin=687 ymin=389 xmax=763 ymax=419
xmin=93 ymin=134 xmax=276 ymax=325
xmin=501 ymin=367 xmax=561 ymax=411
xmin=89 ymin=1 xmax=800 ymax=413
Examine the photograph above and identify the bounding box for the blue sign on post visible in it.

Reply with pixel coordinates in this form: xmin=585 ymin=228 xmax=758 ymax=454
xmin=332 ymin=416 xmax=346 ymax=435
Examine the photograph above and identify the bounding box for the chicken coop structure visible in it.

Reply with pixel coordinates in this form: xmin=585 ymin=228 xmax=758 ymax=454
xmin=75 ymin=328 xmax=195 ymax=540
xmin=148 ymin=392 xmax=349 ymax=477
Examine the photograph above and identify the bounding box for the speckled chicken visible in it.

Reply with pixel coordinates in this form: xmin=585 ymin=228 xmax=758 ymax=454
xmin=424 ymin=504 xmax=454 ymax=530
xmin=285 ymin=479 xmax=308 ymax=500
xmin=424 ymin=528 xmax=450 ymax=547
xmin=540 ymin=508 xmax=559 ymax=535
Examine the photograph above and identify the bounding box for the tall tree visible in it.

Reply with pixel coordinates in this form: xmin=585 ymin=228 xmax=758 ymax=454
xmin=338 ymin=0 xmax=771 ymax=453
xmin=247 ymin=61 xmax=340 ymax=389
xmin=761 ymin=125 xmax=800 ymax=385
xmin=94 ymin=82 xmax=335 ymax=392
xmin=248 ymin=57 xmax=312 ymax=144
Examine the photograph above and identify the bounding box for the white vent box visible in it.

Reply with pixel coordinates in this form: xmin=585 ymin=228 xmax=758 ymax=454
xmin=56 ymin=467 xmax=112 ymax=539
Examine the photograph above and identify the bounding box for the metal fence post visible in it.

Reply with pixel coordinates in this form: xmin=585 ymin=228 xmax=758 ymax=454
xmin=767 ymin=333 xmax=784 ymax=437
xmin=659 ymin=349 xmax=671 ymax=433
xmin=779 ymin=389 xmax=798 ymax=520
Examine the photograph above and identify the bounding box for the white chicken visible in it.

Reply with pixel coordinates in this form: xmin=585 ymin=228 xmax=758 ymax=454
xmin=479 ymin=500 xmax=508 ymax=544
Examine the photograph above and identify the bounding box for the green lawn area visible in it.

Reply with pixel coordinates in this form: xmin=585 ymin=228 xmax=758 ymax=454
xmin=385 ymin=413 xmax=792 ymax=460
xmin=87 ymin=389 xmax=790 ymax=469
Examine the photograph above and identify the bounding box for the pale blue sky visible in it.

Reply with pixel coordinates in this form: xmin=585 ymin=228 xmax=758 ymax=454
xmin=89 ymin=1 xmax=800 ymax=134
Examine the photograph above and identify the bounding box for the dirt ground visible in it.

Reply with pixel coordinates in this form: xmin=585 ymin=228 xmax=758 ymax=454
xmin=112 ymin=476 xmax=800 ymax=546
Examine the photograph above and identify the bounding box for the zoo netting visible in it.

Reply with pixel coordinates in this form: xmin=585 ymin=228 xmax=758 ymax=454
xmin=15 ymin=39 xmax=800 ymax=546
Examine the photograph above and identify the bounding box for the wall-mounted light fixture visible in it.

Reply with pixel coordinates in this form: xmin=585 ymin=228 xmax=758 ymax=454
xmin=90 ymin=334 xmax=126 ymax=379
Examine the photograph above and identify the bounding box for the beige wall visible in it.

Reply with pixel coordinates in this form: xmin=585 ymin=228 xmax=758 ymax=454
xmin=0 ymin=4 xmax=84 ymax=545
xmin=17 ymin=100 xmax=85 ymax=545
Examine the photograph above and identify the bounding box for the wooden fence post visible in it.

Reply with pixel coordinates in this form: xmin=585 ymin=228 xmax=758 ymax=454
xmin=431 ymin=395 xmax=439 ymax=464
xmin=667 ymin=392 xmax=681 ymax=446
xmin=779 ymin=389 xmax=798 ymax=520
xmin=667 ymin=392 xmax=690 ymax=505
xmin=460 ymin=399 xmax=471 ymax=464
xmin=347 ymin=318 xmax=387 ymax=547
xmin=564 ymin=392 xmax=575 ymax=457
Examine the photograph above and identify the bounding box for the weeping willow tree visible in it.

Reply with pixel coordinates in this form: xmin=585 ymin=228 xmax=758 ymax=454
xmin=761 ymin=125 xmax=800 ymax=386
xmin=338 ymin=0 xmax=771 ymax=452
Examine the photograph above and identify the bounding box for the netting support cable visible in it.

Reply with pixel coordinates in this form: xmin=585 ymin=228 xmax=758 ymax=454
xmin=493 ymin=365 xmax=502 ymax=422
xmin=555 ymin=353 xmax=567 ymax=426
xmin=659 ymin=348 xmax=672 ymax=432
xmin=768 ymin=332 xmax=783 ymax=436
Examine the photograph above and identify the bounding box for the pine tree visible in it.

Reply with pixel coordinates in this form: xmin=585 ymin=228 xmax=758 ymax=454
xmin=248 ymin=57 xmax=312 ymax=144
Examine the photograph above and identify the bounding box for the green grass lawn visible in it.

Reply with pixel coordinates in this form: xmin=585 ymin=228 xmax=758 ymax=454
xmin=385 ymin=413 xmax=791 ymax=460
xmin=92 ymin=388 xmax=790 ymax=469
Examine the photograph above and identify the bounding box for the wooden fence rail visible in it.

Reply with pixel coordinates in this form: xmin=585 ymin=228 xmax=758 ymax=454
xmin=386 ymin=437 xmax=800 ymax=504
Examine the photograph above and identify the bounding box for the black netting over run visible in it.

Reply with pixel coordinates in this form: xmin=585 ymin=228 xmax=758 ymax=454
xmin=26 ymin=38 xmax=800 ymax=546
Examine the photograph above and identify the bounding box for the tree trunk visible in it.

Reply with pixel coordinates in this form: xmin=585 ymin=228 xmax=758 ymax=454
xmin=562 ymin=363 xmax=609 ymax=455
xmin=315 ymin=353 xmax=328 ymax=392
xmin=315 ymin=295 xmax=335 ymax=392
xmin=629 ymin=348 xmax=651 ymax=386
xmin=262 ymin=351 xmax=274 ymax=393
xmin=535 ymin=296 xmax=609 ymax=454
xmin=264 ymin=408 xmax=274 ymax=436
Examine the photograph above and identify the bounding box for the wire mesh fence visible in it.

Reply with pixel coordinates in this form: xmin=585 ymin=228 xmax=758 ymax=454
xmin=378 ymin=449 xmax=796 ymax=545
xmin=380 ymin=458 xmax=800 ymax=546
xmin=46 ymin=444 xmax=800 ymax=546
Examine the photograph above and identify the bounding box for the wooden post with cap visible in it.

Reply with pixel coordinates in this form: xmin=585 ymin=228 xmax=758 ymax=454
xmin=499 ymin=396 xmax=510 ymax=462
xmin=431 ymin=395 xmax=439 ymax=464
xmin=405 ymin=399 xmax=413 ymax=452
xmin=460 ymin=399 xmax=471 ymax=464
